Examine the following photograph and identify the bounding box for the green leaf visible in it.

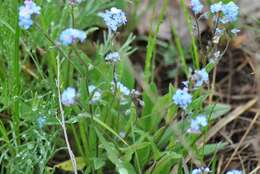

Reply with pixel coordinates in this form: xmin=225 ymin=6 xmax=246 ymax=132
xmin=95 ymin=128 xmax=136 ymax=174
xmin=189 ymin=94 xmax=208 ymax=111
xmin=95 ymin=128 xmax=120 ymax=164
xmin=203 ymin=103 xmax=231 ymax=120
xmin=118 ymin=51 xmax=135 ymax=89
xmin=54 ymin=157 xmax=86 ymax=171
xmin=200 ymin=143 xmax=227 ymax=156
xmin=93 ymin=157 xmax=105 ymax=170
xmin=151 ymin=152 xmax=182 ymax=174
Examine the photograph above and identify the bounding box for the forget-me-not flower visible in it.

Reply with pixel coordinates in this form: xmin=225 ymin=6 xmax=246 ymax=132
xmin=112 ymin=82 xmax=130 ymax=96
xmin=210 ymin=1 xmax=223 ymax=13
xmin=59 ymin=28 xmax=86 ymax=46
xmin=190 ymin=0 xmax=204 ymax=15
xmin=188 ymin=115 xmax=208 ymax=134
xmin=88 ymin=85 xmax=102 ymax=104
xmin=37 ymin=115 xmax=46 ymax=128
xmin=19 ymin=0 xmax=41 ymax=29
xmin=191 ymin=167 xmax=210 ymax=174
xmin=111 ymin=81 xmax=131 ymax=105
xmin=105 ymin=52 xmax=120 ymax=63
xmin=61 ymin=87 xmax=77 ymax=106
xmin=192 ymin=68 xmax=209 ymax=87
xmin=172 ymin=88 xmax=192 ymax=110
xmin=226 ymin=170 xmax=243 ymax=174
xmin=99 ymin=7 xmax=127 ymax=32
xmin=221 ymin=2 xmax=239 ymax=24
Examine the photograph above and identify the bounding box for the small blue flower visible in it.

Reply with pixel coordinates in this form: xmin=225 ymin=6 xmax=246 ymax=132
xmin=111 ymin=82 xmax=131 ymax=105
xmin=105 ymin=52 xmax=120 ymax=63
xmin=18 ymin=0 xmax=41 ymax=30
xmin=99 ymin=7 xmax=127 ymax=32
xmin=37 ymin=116 xmax=46 ymax=128
xmin=59 ymin=28 xmax=86 ymax=46
xmin=19 ymin=17 xmax=33 ymax=30
xmin=191 ymin=167 xmax=210 ymax=174
xmin=188 ymin=115 xmax=208 ymax=134
xmin=88 ymin=85 xmax=102 ymax=104
xmin=116 ymin=82 xmax=130 ymax=96
xmin=24 ymin=0 xmax=41 ymax=15
xmin=221 ymin=2 xmax=239 ymax=24
xmin=192 ymin=68 xmax=209 ymax=87
xmin=226 ymin=170 xmax=243 ymax=174
xmin=190 ymin=0 xmax=204 ymax=15
xmin=172 ymin=88 xmax=192 ymax=109
xmin=61 ymin=87 xmax=77 ymax=106
xmin=119 ymin=131 xmax=126 ymax=138
xmin=210 ymin=1 xmax=223 ymax=13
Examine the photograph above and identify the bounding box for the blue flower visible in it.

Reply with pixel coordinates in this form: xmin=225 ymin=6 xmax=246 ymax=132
xmin=105 ymin=52 xmax=120 ymax=63
xmin=210 ymin=1 xmax=223 ymax=13
xmin=119 ymin=131 xmax=126 ymax=138
xmin=188 ymin=115 xmax=208 ymax=134
xmin=24 ymin=0 xmax=41 ymax=15
xmin=221 ymin=2 xmax=239 ymax=24
xmin=61 ymin=87 xmax=77 ymax=106
xmin=18 ymin=0 xmax=41 ymax=30
xmin=19 ymin=17 xmax=33 ymax=30
xmin=37 ymin=116 xmax=46 ymax=128
xmin=99 ymin=7 xmax=127 ymax=32
xmin=88 ymin=85 xmax=102 ymax=104
xmin=59 ymin=28 xmax=86 ymax=46
xmin=115 ymin=82 xmax=130 ymax=96
xmin=190 ymin=0 xmax=204 ymax=15
xmin=192 ymin=68 xmax=209 ymax=87
xmin=111 ymin=82 xmax=131 ymax=105
xmin=226 ymin=170 xmax=243 ymax=174
xmin=172 ymin=88 xmax=192 ymax=109
xmin=191 ymin=167 xmax=210 ymax=174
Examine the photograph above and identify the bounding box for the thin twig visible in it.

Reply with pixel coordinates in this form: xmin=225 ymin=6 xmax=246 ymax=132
xmin=56 ymin=56 xmax=78 ymax=174
xmin=222 ymin=112 xmax=260 ymax=173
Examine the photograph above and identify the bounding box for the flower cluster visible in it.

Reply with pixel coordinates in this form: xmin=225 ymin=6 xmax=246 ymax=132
xmin=116 ymin=82 xmax=130 ymax=96
xmin=191 ymin=167 xmax=210 ymax=174
xmin=105 ymin=52 xmax=120 ymax=63
xmin=192 ymin=68 xmax=209 ymax=87
xmin=172 ymin=68 xmax=209 ymax=109
xmin=99 ymin=7 xmax=127 ymax=32
xmin=61 ymin=87 xmax=77 ymax=106
xmin=19 ymin=0 xmax=41 ymax=30
xmin=172 ymin=88 xmax=192 ymax=110
xmin=59 ymin=28 xmax=86 ymax=46
xmin=37 ymin=115 xmax=46 ymax=128
xmin=210 ymin=1 xmax=240 ymax=24
xmin=188 ymin=115 xmax=208 ymax=134
xmin=191 ymin=0 xmax=204 ymax=15
xmin=226 ymin=170 xmax=243 ymax=174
